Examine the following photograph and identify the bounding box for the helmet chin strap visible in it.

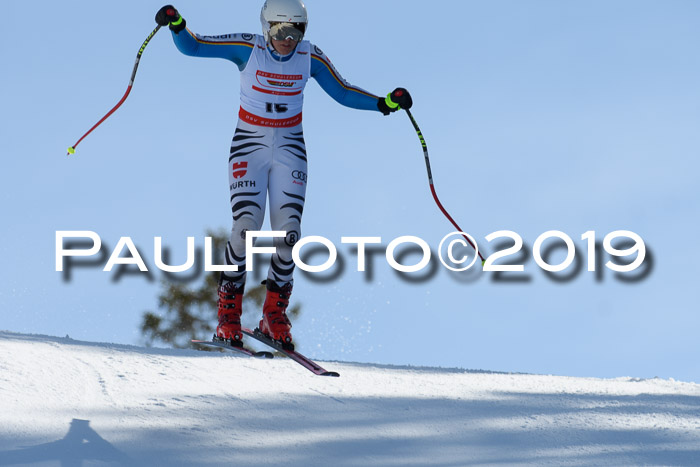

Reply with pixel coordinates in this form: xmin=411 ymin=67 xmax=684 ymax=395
xmin=268 ymin=42 xmax=299 ymax=59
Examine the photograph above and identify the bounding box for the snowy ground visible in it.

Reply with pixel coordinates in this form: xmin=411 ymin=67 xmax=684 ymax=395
xmin=1 ymin=331 xmax=699 ymax=466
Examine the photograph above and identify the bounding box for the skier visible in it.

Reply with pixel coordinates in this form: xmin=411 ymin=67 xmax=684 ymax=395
xmin=155 ymin=0 xmax=412 ymax=348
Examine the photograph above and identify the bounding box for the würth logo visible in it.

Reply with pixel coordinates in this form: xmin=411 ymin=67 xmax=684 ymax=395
xmin=232 ymin=162 xmax=248 ymax=179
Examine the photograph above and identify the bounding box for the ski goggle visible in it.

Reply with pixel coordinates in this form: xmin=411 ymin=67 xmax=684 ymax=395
xmin=269 ymin=22 xmax=305 ymax=42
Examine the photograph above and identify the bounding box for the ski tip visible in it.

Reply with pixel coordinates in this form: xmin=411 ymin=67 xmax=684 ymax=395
xmin=321 ymin=371 xmax=340 ymax=377
xmin=191 ymin=340 xmax=214 ymax=346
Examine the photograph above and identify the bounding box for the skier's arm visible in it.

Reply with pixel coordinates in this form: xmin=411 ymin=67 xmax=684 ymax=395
xmin=310 ymin=46 xmax=382 ymax=112
xmin=155 ymin=5 xmax=253 ymax=70
xmin=172 ymin=29 xmax=254 ymax=70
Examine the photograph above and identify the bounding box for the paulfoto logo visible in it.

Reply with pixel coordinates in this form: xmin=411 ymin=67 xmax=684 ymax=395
xmin=55 ymin=230 xmax=650 ymax=283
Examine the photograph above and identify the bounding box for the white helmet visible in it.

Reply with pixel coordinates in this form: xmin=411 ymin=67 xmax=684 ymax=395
xmin=260 ymin=0 xmax=308 ymax=43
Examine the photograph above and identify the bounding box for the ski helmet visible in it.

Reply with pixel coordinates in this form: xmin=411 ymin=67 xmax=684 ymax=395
xmin=260 ymin=0 xmax=308 ymax=43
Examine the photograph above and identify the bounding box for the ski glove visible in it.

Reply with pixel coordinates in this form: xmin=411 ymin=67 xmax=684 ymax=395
xmin=155 ymin=5 xmax=186 ymax=34
xmin=377 ymin=88 xmax=413 ymax=115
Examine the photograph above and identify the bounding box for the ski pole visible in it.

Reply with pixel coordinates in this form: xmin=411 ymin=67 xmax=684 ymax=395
xmin=404 ymin=109 xmax=486 ymax=264
xmin=67 ymin=24 xmax=162 ymax=155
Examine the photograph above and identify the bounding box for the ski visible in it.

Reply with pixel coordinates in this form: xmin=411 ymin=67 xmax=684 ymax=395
xmin=241 ymin=327 xmax=340 ymax=377
xmin=192 ymin=336 xmax=274 ymax=359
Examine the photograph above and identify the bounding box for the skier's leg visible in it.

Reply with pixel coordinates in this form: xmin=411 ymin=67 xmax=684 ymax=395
xmin=223 ymin=122 xmax=271 ymax=285
xmin=259 ymin=125 xmax=307 ymax=344
xmin=217 ymin=122 xmax=271 ymax=341
xmin=267 ymin=125 xmax=307 ymax=286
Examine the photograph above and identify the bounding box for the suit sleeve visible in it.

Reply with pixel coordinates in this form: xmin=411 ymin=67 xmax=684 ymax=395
xmin=172 ymin=29 xmax=255 ymax=70
xmin=310 ymin=45 xmax=381 ymax=112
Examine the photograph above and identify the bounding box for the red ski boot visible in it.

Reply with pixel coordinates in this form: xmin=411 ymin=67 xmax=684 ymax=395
xmin=216 ymin=280 xmax=244 ymax=345
xmin=259 ymin=281 xmax=293 ymax=346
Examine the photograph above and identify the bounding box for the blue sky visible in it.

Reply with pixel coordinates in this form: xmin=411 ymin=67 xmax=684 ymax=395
xmin=2 ymin=1 xmax=699 ymax=381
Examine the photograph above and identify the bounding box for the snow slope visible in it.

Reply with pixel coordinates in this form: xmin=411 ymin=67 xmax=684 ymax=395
xmin=1 ymin=331 xmax=699 ymax=466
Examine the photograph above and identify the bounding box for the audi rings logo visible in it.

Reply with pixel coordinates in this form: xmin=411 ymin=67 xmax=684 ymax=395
xmin=292 ymin=170 xmax=307 ymax=183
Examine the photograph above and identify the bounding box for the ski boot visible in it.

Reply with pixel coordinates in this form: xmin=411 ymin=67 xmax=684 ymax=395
xmin=216 ymin=279 xmax=244 ymax=347
xmin=259 ymin=280 xmax=294 ymax=350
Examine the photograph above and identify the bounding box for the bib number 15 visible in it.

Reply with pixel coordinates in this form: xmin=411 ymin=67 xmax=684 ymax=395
xmin=266 ymin=102 xmax=288 ymax=114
